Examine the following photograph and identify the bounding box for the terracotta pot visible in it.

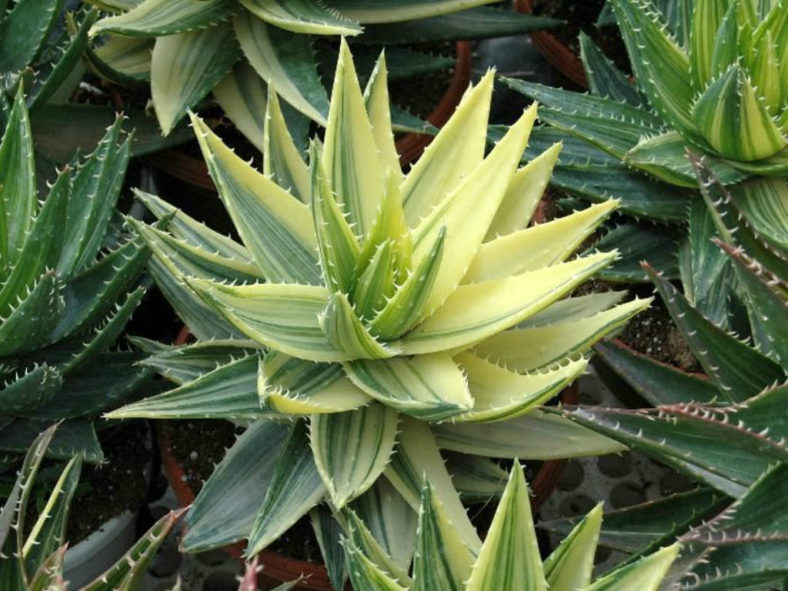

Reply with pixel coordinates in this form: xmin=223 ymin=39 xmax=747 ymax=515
xmin=515 ymin=0 xmax=588 ymax=88
xmin=145 ymin=42 xmax=472 ymax=191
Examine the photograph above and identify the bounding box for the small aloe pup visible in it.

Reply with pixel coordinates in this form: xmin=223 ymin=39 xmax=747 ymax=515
xmin=342 ymin=463 xmax=680 ymax=591
xmin=113 ymin=40 xmax=645 ymax=560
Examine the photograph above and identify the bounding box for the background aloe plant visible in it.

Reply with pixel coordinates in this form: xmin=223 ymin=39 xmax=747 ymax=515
xmin=0 ymin=424 xmax=183 ymax=590
xmin=111 ymin=40 xmax=649 ymax=567
xmin=341 ymin=463 xmax=680 ymax=591
xmin=0 ymin=89 xmax=152 ymax=467
xmin=84 ymin=0 xmax=559 ymax=140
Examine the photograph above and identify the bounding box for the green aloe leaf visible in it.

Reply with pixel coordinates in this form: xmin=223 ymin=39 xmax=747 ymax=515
xmin=595 ymin=340 xmax=719 ymax=406
xmin=677 ymin=463 xmax=788 ymax=589
xmin=90 ymin=0 xmax=235 ymax=37
xmin=245 ymin=420 xmax=326 ymax=556
xmin=332 ymin=0 xmax=497 ymax=22
xmin=137 ymin=339 xmax=256 ymax=385
xmin=234 ymin=13 xmax=329 ymax=124
xmin=108 ymin=355 xmax=267 ymax=420
xmin=731 ymin=177 xmax=788 ymax=251
xmin=151 ymin=24 xmax=241 ymax=135
xmin=183 ymin=420 xmax=289 ymax=552
xmin=540 ymin=487 xmax=727 ymax=554
xmin=0 ymin=364 xmax=62 ymax=417
xmin=445 ymin=452 xmax=508 ymax=503
xmin=311 ymin=403 xmax=398 ymax=508
xmin=358 ymin=6 xmax=560 ymax=44
xmin=0 ymin=0 xmax=62 ymax=73
xmin=311 ymin=507 xmax=348 ymax=591
xmin=591 ymin=222 xmax=680 ymax=282
xmin=0 ymin=419 xmax=102 ymax=463
xmin=579 ymin=32 xmax=645 ymax=107
xmin=89 ymin=34 xmax=153 ymax=84
xmin=608 ymin=0 xmax=696 ymax=139
xmin=0 ymin=272 xmax=64 ymax=357
xmin=566 ymin=383 xmax=788 ymax=498
xmin=645 ymin=264 xmax=785 ymax=401
xmin=0 ymin=89 xmax=35 ymax=272
xmin=688 ymin=0 xmax=728 ymax=90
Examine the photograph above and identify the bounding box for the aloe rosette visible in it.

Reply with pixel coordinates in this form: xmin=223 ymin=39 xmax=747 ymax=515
xmin=342 ymin=462 xmax=680 ymax=591
xmin=113 ymin=41 xmax=645 ymax=560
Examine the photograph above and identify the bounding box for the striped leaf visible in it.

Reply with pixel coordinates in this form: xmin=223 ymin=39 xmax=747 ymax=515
xmin=213 ymin=62 xmax=268 ymax=152
xmin=585 ymin=544 xmax=679 ymax=591
xmin=345 ymin=354 xmax=472 ymax=421
xmin=331 ymin=0 xmax=497 ymax=23
xmin=411 ymin=481 xmax=473 ymax=591
xmin=263 ymin=88 xmax=309 ymax=202
xmin=323 ymin=39 xmax=385 ymax=237
xmin=363 ymin=53 xmax=402 ymax=183
xmin=90 ymin=35 xmax=152 ymax=83
xmin=445 ymin=452 xmax=508 ymax=502
xmin=240 ymin=0 xmax=361 ymax=35
xmin=0 ymin=90 xmax=35 ymax=272
xmin=402 ymin=251 xmax=616 ymax=355
xmin=350 ymin=478 xmax=417 ymax=571
xmin=311 ymin=507 xmax=348 ymax=590
xmin=183 ymin=420 xmax=289 ymax=552
xmin=134 ymin=189 xmax=255 ymax=266
xmin=260 ymin=351 xmax=370 ymax=414
xmin=452 ymin=353 xmax=587 ymax=423
xmin=188 ymin=280 xmax=357 ymax=361
xmin=732 ymin=177 xmax=788 ymax=251
xmin=400 ymin=72 xmax=493 ymax=225
xmin=434 ymin=410 xmax=626 ymax=460
xmin=543 ymin=504 xmax=601 ymax=591
xmin=692 ymin=65 xmax=787 ymax=161
xmin=311 ymin=403 xmax=398 ymax=507
xmin=234 ymin=12 xmax=329 ymax=124
xmin=139 ymin=340 xmax=256 ymax=385
xmin=311 ymin=143 xmax=362 ymax=293
xmin=466 ymin=462 xmax=546 ymax=591
xmin=369 ymin=227 xmax=445 ymax=340
xmin=107 ymin=355 xmax=268 ymax=420
xmin=245 ymin=421 xmax=327 ymax=556
xmin=409 ymin=106 xmax=536 ymax=319
xmin=485 ymin=142 xmax=562 ymax=240
xmin=319 ymin=293 xmax=396 ymax=359
xmin=385 ymin=418 xmax=482 ymax=552
xmin=190 ymin=113 xmax=321 ymax=284
xmin=473 ymin=297 xmax=649 ymax=372
xmin=342 ymin=534 xmax=408 ymax=591
xmin=466 ymin=200 xmax=618 ymax=283
xmin=689 ymin=0 xmax=729 ymax=90
xmin=353 ymin=241 xmax=397 ymax=320
xmin=90 ymin=0 xmax=235 ymax=37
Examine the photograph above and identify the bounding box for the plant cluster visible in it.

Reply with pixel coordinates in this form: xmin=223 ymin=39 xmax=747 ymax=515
xmin=1 ymin=0 xmax=788 ymax=589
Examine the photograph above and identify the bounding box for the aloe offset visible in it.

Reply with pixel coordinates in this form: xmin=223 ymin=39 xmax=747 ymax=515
xmin=115 ymin=41 xmax=645 ymax=560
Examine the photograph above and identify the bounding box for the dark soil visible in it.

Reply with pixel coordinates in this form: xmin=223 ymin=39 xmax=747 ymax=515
xmin=66 ymin=421 xmax=151 ymax=543
xmin=165 ymin=420 xmax=322 ymax=563
xmin=531 ymin=0 xmax=631 ymax=77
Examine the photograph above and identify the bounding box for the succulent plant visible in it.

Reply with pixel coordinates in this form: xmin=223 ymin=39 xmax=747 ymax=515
xmin=340 ymin=462 xmax=680 ymax=591
xmin=0 ymin=89 xmax=151 ymax=467
xmin=84 ymin=0 xmax=559 ymax=139
xmin=0 ymin=424 xmax=183 ymax=590
xmin=112 ymin=40 xmax=646 ymax=561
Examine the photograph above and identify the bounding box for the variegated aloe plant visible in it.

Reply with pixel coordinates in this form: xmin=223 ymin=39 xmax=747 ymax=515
xmin=0 ymin=89 xmax=152 ymax=467
xmin=113 ymin=41 xmax=644 ymax=559
xmin=341 ymin=463 xmax=680 ymax=591
xmin=84 ymin=0 xmax=558 ymax=140
xmin=0 ymin=424 xmax=183 ymax=590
